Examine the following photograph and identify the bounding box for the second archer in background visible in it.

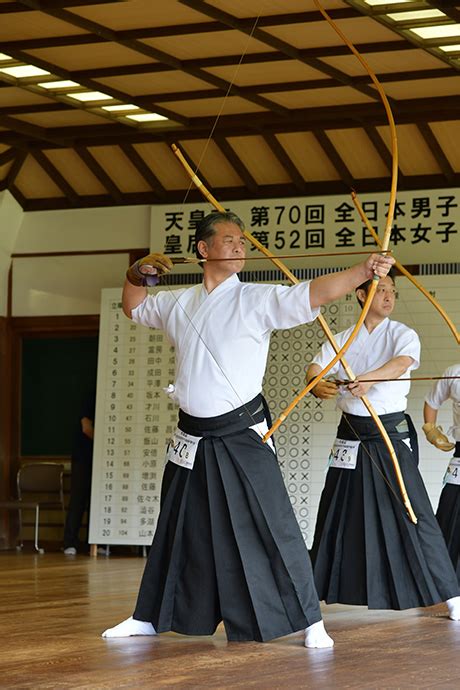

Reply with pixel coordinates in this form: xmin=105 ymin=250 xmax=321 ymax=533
xmin=307 ymin=270 xmax=460 ymax=619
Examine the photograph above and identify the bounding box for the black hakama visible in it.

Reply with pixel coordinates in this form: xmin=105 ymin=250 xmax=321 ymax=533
xmin=134 ymin=394 xmax=322 ymax=642
xmin=436 ymin=442 xmax=460 ymax=581
xmin=310 ymin=412 xmax=459 ymax=609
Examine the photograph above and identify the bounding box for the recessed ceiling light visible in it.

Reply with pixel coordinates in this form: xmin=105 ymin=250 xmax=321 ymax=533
xmin=102 ymin=104 xmax=140 ymax=112
xmin=439 ymin=44 xmax=460 ymax=52
xmin=0 ymin=65 xmax=50 ymax=78
xmin=126 ymin=113 xmax=168 ymax=122
xmin=67 ymin=91 xmax=113 ymax=102
xmin=38 ymin=79 xmax=80 ymax=89
xmin=411 ymin=24 xmax=460 ymax=40
xmin=364 ymin=0 xmax=412 ymax=5
xmin=388 ymin=10 xmax=445 ymax=22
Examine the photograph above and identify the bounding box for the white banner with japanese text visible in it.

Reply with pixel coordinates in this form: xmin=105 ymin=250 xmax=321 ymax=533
xmin=150 ymin=189 xmax=459 ymax=272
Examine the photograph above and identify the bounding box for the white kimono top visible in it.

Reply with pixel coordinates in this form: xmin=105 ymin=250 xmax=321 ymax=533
xmin=425 ymin=364 xmax=460 ymax=441
xmin=312 ymin=318 xmax=420 ymax=415
xmin=132 ymin=274 xmax=319 ymax=418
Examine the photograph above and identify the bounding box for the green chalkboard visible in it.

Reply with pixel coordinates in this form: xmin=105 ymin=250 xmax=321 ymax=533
xmin=21 ymin=336 xmax=98 ymax=456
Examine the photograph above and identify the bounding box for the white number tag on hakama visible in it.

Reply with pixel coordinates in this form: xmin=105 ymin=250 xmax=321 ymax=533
xmin=329 ymin=438 xmax=360 ymax=470
xmin=444 ymin=457 xmax=460 ymax=485
xmin=166 ymin=428 xmax=202 ymax=470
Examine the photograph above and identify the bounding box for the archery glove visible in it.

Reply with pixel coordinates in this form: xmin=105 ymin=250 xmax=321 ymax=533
xmin=126 ymin=253 xmax=173 ymax=287
xmin=422 ymin=422 xmax=455 ymax=452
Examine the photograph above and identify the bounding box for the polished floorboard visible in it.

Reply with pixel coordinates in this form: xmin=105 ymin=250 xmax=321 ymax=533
xmin=1 ymin=551 xmax=459 ymax=689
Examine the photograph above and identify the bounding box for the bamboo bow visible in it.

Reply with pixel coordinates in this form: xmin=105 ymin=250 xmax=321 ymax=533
xmin=171 ymin=143 xmax=417 ymax=524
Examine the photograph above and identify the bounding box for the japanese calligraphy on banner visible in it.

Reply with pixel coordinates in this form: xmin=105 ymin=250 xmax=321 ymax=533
xmin=150 ymin=189 xmax=459 ymax=272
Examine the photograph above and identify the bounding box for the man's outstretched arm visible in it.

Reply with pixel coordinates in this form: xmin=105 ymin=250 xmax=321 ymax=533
xmin=309 ymin=253 xmax=394 ymax=309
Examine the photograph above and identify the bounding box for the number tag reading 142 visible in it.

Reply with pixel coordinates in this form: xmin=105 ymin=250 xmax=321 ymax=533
xmin=444 ymin=457 xmax=460 ymax=486
xmin=166 ymin=428 xmax=202 ymax=470
xmin=329 ymin=438 xmax=360 ymax=470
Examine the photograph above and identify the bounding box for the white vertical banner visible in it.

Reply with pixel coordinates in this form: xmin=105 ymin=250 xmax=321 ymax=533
xmin=89 ymin=288 xmax=178 ymax=546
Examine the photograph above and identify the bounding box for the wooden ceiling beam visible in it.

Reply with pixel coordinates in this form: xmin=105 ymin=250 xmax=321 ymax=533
xmin=416 ymin=122 xmax=455 ymax=185
xmin=0 ymin=114 xmax=66 ymax=145
xmin=135 ymin=67 xmax=457 ymax=106
xmin=0 ymin=96 xmax=458 ymax=149
xmin=0 ymin=147 xmax=18 ymax=166
xmin=30 ymin=149 xmax=80 ymax=204
xmin=262 ymin=133 xmax=307 ymax=195
xmin=313 ymin=130 xmax=355 ymax=189
xmin=364 ymin=125 xmax=394 ymax=173
xmin=7 ymin=184 xmax=27 ymax=207
xmin=0 ymin=103 xmax=71 ymax=116
xmin=363 ymin=124 xmax=406 ymax=186
xmin=178 ymin=0 xmax=385 ymax=104
xmin=5 ymin=150 xmax=27 ymax=187
xmin=73 ymin=42 xmax=413 ymax=80
xmin=119 ymin=143 xmax=167 ymax=200
xmin=17 ymin=172 xmax=460 ymax=211
xmin=0 ymin=113 xmax=452 ymax=151
xmin=214 ymin=137 xmax=258 ymax=195
xmin=75 ymin=146 xmax=123 ymax=204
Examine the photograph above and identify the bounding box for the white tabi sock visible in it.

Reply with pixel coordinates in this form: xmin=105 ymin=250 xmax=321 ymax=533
xmin=304 ymin=619 xmax=334 ymax=648
xmin=101 ymin=616 xmax=157 ymax=638
xmin=446 ymin=596 xmax=460 ymax=621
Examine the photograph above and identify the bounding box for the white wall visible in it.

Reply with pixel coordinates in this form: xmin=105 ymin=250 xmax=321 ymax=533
xmin=11 ymin=202 xmax=151 ymax=316
xmin=15 ymin=204 xmax=150 ymax=253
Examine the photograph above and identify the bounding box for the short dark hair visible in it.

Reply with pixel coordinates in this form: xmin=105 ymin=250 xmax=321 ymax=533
xmin=195 ymin=211 xmax=245 ymax=260
xmin=355 ymin=267 xmax=396 ymax=308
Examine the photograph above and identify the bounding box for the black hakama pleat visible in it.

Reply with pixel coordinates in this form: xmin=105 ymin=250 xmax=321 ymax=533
xmin=436 ymin=442 xmax=460 ymax=581
xmin=310 ymin=412 xmax=459 ymax=610
xmin=133 ymin=395 xmax=321 ymax=642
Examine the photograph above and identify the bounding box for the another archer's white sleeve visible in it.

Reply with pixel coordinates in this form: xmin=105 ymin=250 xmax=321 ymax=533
xmin=426 ymin=364 xmax=460 ymax=409
xmin=312 ymin=329 xmax=350 ymax=377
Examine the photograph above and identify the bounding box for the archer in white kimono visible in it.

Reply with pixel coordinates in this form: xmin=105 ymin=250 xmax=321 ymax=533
xmin=102 ymin=210 xmax=395 ymax=647
xmin=307 ymin=275 xmax=460 ymax=617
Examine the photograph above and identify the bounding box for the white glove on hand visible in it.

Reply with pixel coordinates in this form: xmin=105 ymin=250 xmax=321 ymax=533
xmin=422 ymin=423 xmax=455 ymax=452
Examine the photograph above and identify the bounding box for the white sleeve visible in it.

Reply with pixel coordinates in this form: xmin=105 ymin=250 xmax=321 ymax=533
xmin=311 ymin=339 xmax=341 ymax=377
xmin=131 ymin=293 xmax=164 ymax=329
xmin=258 ymin=281 xmax=321 ymax=331
xmin=393 ymin=324 xmax=421 ymax=370
xmin=425 ymin=365 xmax=458 ymax=408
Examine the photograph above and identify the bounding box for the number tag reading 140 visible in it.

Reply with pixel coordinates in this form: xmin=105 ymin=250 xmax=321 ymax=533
xmin=444 ymin=457 xmax=460 ymax=486
xmin=329 ymin=438 xmax=360 ymax=470
xmin=166 ymin=428 xmax=202 ymax=470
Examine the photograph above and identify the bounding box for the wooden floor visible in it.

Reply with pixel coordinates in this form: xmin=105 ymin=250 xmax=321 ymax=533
xmin=1 ymin=552 xmax=460 ymax=689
